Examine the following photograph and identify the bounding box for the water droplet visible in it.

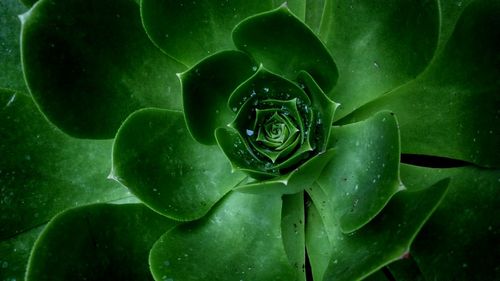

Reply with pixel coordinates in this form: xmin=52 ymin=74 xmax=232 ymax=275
xmin=232 ymin=107 xmax=238 ymax=112
xmin=263 ymin=87 xmax=269 ymax=92
xmin=246 ymin=129 xmax=254 ymax=136
xmin=252 ymin=66 xmax=257 ymax=71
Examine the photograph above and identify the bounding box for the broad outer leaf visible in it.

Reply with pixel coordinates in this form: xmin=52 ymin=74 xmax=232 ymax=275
xmin=149 ymin=191 xmax=297 ymax=281
xmin=320 ymin=0 xmax=439 ymax=120
xmin=281 ymin=192 xmax=306 ymax=281
xmin=181 ymin=50 xmax=257 ymax=145
xmin=362 ymin=270 xmax=391 ymax=281
xmin=305 ymin=0 xmax=326 ymax=34
xmin=435 ymin=0 xmax=475 ymax=55
xmin=0 ymin=225 xmax=43 ymax=281
xmin=26 ymin=204 xmax=178 ymax=281
xmin=387 ymin=258 xmax=426 ymax=281
xmin=0 ymin=0 xmax=28 ymax=93
xmin=337 ymin=0 xmax=500 ymax=168
xmin=400 ymin=164 xmax=500 ymax=281
xmin=112 ymin=108 xmax=245 ymax=221
xmin=0 ymin=90 xmax=129 ymax=240
xmin=318 ymin=111 xmax=402 ymax=233
xmin=21 ymin=0 xmax=185 ymax=138
xmin=233 ymin=5 xmax=338 ymax=93
xmin=306 ymin=179 xmax=449 ymax=281
xmin=140 ymin=0 xmax=305 ymax=66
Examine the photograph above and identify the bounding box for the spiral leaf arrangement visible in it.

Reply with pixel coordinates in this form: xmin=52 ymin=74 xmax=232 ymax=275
xmin=1 ymin=0 xmax=499 ymax=280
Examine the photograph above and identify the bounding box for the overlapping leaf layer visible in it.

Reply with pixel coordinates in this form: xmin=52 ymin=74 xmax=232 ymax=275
xmin=1 ymin=0 xmax=498 ymax=280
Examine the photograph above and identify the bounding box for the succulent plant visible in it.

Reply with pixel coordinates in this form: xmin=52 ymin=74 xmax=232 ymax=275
xmin=1 ymin=0 xmax=499 ymax=280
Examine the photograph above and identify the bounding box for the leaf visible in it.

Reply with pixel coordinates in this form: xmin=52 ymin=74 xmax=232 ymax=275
xmin=320 ymin=0 xmax=439 ymax=120
xmin=25 ymin=203 xmax=178 ymax=281
xmin=362 ymin=271 xmax=391 ymax=281
xmin=435 ymin=0 xmax=475 ymax=55
xmin=20 ymin=0 xmax=38 ymax=7
xmin=21 ymin=0 xmax=185 ymax=138
xmin=387 ymin=258 xmax=426 ymax=281
xmin=337 ymin=0 xmax=500 ymax=168
xmin=400 ymin=164 xmax=500 ymax=281
xmin=233 ymin=5 xmax=338 ymax=93
xmin=306 ymin=179 xmax=449 ymax=281
xmin=0 ymin=89 xmax=130 ymax=240
xmin=0 ymin=0 xmax=28 ymax=93
xmin=305 ymin=0 xmax=326 ymax=33
xmin=0 ymin=225 xmax=44 ymax=281
xmin=318 ymin=111 xmax=402 ymax=233
xmin=217 ymin=67 xmax=323 ymax=180
xmin=281 ymin=192 xmax=306 ymax=281
xmin=297 ymin=70 xmax=339 ymax=151
xmin=140 ymin=0 xmax=272 ymax=66
xmin=112 ymin=108 xmax=246 ymax=221
xmin=284 ymin=0 xmax=306 ymax=21
xmin=149 ymin=191 xmax=297 ymax=281
xmin=235 ymin=148 xmax=335 ymax=195
xmin=180 ymin=50 xmax=257 ymax=145
xmin=228 ymin=66 xmax=311 ymax=112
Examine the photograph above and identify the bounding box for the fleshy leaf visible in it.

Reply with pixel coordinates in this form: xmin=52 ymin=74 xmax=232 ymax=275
xmin=0 ymin=0 xmax=28 ymax=92
xmin=20 ymin=0 xmax=38 ymax=7
xmin=21 ymin=0 xmax=185 ymax=138
xmin=233 ymin=5 xmax=338 ymax=92
xmin=305 ymin=0 xmax=326 ymax=33
xmin=0 ymin=225 xmax=43 ymax=281
xmin=363 ymin=271 xmax=392 ymax=281
xmin=297 ymin=70 xmax=339 ymax=151
xmin=400 ymin=164 xmax=500 ymax=280
xmin=26 ymin=204 xmax=178 ymax=281
xmin=337 ymin=0 xmax=500 ymax=168
xmin=235 ymin=148 xmax=335 ymax=195
xmin=149 ymin=191 xmax=297 ymax=281
xmin=0 ymin=89 xmax=130 ymax=240
xmin=112 ymin=108 xmax=245 ymax=221
xmin=216 ymin=126 xmax=277 ymax=180
xmin=281 ymin=192 xmax=306 ymax=281
xmin=228 ymin=66 xmax=311 ymax=113
xmin=180 ymin=50 xmax=256 ymax=145
xmin=140 ymin=0 xmax=276 ymax=66
xmin=387 ymin=258 xmax=426 ymax=281
xmin=318 ymin=111 xmax=402 ymax=232
xmin=320 ymin=0 xmax=439 ymax=120
xmin=306 ymin=179 xmax=449 ymax=281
